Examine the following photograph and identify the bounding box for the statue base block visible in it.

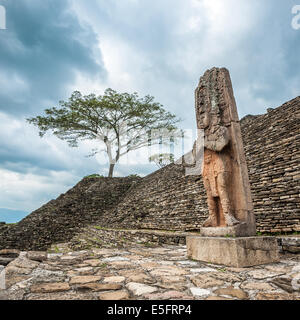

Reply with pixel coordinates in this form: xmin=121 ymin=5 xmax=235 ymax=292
xmin=186 ymin=236 xmax=279 ymax=267
xmin=200 ymin=223 xmax=256 ymax=237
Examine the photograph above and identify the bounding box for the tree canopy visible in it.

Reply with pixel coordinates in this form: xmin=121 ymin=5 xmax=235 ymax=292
xmin=27 ymin=88 xmax=181 ymax=177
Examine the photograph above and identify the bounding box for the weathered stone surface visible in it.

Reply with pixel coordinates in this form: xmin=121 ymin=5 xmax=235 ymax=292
xmin=28 ymin=268 xmax=65 ymax=283
xmin=144 ymin=290 xmax=191 ymax=300
xmin=271 ymin=277 xmax=295 ymax=293
xmin=247 ymin=270 xmax=284 ymax=280
xmin=190 ymin=274 xmax=224 ymax=288
xmin=255 ymin=292 xmax=297 ymax=300
xmin=126 ymin=282 xmax=158 ymax=296
xmin=0 ymin=244 xmax=299 ymax=301
xmin=27 ymin=292 xmax=95 ymax=300
xmin=149 ymin=266 xmax=188 ymax=277
xmin=69 ymin=276 xmax=101 ymax=285
xmin=26 ymin=252 xmax=47 ymax=262
xmin=187 ymin=236 xmax=279 ymax=267
xmin=0 ymin=257 xmax=15 ymax=266
xmin=121 ymin=271 xmax=154 ymax=284
xmin=190 ymin=287 xmax=211 ymax=297
xmin=5 ymin=265 xmax=32 ymax=275
xmin=98 ymin=290 xmax=129 ymax=300
xmin=76 ymin=283 xmax=122 ymax=291
xmin=0 ymin=249 xmax=20 ymax=255
xmin=30 ymin=282 xmax=70 ymax=293
xmin=7 ymin=257 xmax=40 ymax=270
xmin=103 ymin=276 xmax=125 ymax=284
xmin=83 ymin=259 xmax=101 ymax=267
xmin=72 ymin=267 xmax=95 ymax=275
xmin=240 ymin=282 xmax=275 ymax=291
xmin=206 ymin=295 xmax=232 ymax=300
xmin=214 ymin=286 xmax=248 ymax=299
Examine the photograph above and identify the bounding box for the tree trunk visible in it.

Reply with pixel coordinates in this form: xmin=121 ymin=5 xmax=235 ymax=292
xmin=108 ymin=163 xmax=115 ymax=177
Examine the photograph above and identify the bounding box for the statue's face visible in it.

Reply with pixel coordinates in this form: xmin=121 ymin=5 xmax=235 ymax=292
xmin=198 ymin=111 xmax=210 ymax=129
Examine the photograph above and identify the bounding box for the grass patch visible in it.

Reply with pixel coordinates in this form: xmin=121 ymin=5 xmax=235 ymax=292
xmin=84 ymin=174 xmax=104 ymax=179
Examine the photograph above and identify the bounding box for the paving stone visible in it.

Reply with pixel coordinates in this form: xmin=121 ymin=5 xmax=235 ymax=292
xmin=98 ymin=290 xmax=129 ymax=300
xmin=190 ymin=287 xmax=211 ymax=297
xmin=8 ymin=257 xmax=40 ymax=270
xmin=190 ymin=274 xmax=224 ymax=288
xmin=206 ymin=296 xmax=232 ymax=300
xmin=177 ymin=260 xmax=199 ymax=266
xmin=5 ymin=265 xmax=33 ymax=275
xmin=72 ymin=267 xmax=95 ymax=275
xmin=144 ymin=290 xmax=191 ymax=300
xmin=26 ymin=252 xmax=47 ymax=262
xmin=5 ymin=275 xmax=31 ymax=289
xmin=247 ymin=270 xmax=285 ymax=280
xmin=69 ymin=276 xmax=102 ymax=285
xmin=0 ymin=257 xmax=15 ymax=266
xmin=265 ymin=265 xmax=292 ymax=273
xmin=107 ymin=261 xmax=134 ymax=268
xmin=126 ymin=282 xmax=158 ymax=296
xmin=208 ymin=272 xmax=242 ymax=283
xmin=120 ymin=271 xmax=155 ymax=284
xmin=189 ymin=267 xmax=216 ymax=273
xmin=159 ymin=275 xmax=186 ymax=284
xmin=139 ymin=262 xmax=161 ymax=269
xmin=76 ymin=283 xmax=122 ymax=291
xmin=240 ymin=281 xmax=275 ymax=291
xmin=271 ymin=277 xmax=295 ymax=293
xmin=26 ymin=292 xmax=95 ymax=300
xmin=47 ymin=253 xmax=63 ymax=260
xmin=255 ymin=292 xmax=297 ymax=300
xmin=30 ymin=282 xmax=70 ymax=293
xmin=149 ymin=266 xmax=188 ymax=277
xmin=103 ymin=276 xmax=125 ymax=284
xmin=83 ymin=259 xmax=101 ymax=267
xmin=0 ymin=249 xmax=20 ymax=256
xmin=292 ymin=265 xmax=300 ymax=272
xmin=101 ymin=257 xmax=129 ymax=262
xmin=30 ymin=268 xmax=65 ymax=283
xmin=213 ymin=286 xmax=248 ymax=300
xmin=1 ymin=245 xmax=299 ymax=301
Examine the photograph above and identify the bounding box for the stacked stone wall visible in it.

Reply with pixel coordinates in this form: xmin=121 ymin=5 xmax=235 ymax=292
xmin=0 ymin=97 xmax=299 ymax=250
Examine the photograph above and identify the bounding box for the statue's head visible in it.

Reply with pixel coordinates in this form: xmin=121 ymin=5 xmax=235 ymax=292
xmin=198 ymin=111 xmax=210 ymax=129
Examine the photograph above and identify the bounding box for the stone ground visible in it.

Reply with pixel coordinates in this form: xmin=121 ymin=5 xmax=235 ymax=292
xmin=0 ymin=244 xmax=299 ymax=300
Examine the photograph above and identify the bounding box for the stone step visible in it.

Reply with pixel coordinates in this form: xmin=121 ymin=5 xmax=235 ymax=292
xmin=0 ymin=256 xmax=15 ymax=266
xmin=69 ymin=227 xmax=300 ymax=255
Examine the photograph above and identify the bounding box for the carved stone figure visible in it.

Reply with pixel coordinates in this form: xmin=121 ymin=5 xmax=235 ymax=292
xmin=195 ymin=67 xmax=256 ymax=236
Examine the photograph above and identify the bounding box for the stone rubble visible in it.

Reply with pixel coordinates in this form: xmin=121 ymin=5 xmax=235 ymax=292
xmin=0 ymin=244 xmax=299 ymax=300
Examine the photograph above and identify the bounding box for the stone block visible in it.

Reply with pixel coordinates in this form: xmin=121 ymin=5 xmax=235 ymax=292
xmin=200 ymin=222 xmax=256 ymax=237
xmin=186 ymin=236 xmax=279 ymax=267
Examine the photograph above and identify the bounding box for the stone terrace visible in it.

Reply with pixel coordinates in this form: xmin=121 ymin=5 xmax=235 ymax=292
xmin=0 ymin=244 xmax=299 ymax=300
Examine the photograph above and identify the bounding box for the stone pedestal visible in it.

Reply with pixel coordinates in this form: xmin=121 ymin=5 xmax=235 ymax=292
xmin=200 ymin=222 xmax=256 ymax=237
xmin=186 ymin=236 xmax=279 ymax=268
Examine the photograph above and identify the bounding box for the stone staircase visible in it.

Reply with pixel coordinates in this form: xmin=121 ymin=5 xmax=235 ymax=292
xmin=50 ymin=226 xmax=300 ymax=254
xmin=63 ymin=226 xmax=198 ymax=252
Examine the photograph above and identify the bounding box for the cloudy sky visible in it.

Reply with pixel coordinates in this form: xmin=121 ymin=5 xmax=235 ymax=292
xmin=0 ymin=0 xmax=299 ymax=218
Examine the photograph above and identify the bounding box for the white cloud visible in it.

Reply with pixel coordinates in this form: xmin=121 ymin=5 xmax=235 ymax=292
xmin=0 ymin=168 xmax=76 ymax=212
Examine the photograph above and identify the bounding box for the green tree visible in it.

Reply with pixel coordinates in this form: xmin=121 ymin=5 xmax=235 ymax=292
xmin=27 ymin=88 xmax=181 ymax=177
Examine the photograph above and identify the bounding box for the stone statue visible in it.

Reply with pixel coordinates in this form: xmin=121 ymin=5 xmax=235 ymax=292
xmin=195 ymin=67 xmax=256 ymax=236
xmin=186 ymin=68 xmax=279 ymax=267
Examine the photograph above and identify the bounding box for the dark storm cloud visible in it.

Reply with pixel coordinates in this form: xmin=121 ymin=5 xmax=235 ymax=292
xmin=0 ymin=0 xmax=106 ymax=116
